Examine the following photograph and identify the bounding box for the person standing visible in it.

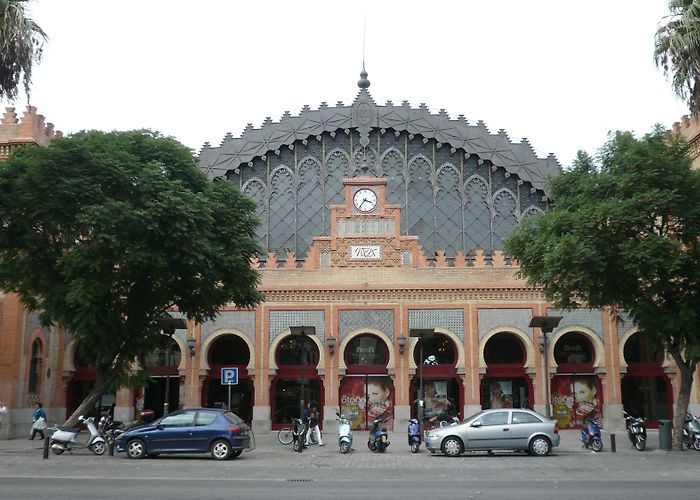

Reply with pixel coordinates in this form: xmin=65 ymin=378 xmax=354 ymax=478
xmin=305 ymin=403 xmax=324 ymax=446
xmin=29 ymin=402 xmax=47 ymax=440
xmin=0 ymin=400 xmax=7 ymax=434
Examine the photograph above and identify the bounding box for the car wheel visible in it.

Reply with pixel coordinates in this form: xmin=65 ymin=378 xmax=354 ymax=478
xmin=529 ymin=436 xmax=552 ymax=456
xmin=90 ymin=441 xmax=106 ymax=456
xmin=229 ymin=449 xmax=243 ymax=459
xmin=441 ymin=436 xmax=463 ymax=457
xmin=340 ymin=442 xmax=351 ymax=454
xmin=210 ymin=439 xmax=232 ymax=460
xmin=126 ymin=439 xmax=146 ymax=459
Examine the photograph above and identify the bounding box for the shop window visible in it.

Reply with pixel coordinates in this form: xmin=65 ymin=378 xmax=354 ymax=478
xmin=209 ymin=335 xmax=250 ymax=366
xmin=344 ymin=334 xmax=388 ymax=367
xmin=28 ymin=339 xmax=42 ymax=394
xmin=143 ymin=335 xmax=181 ymax=368
xmin=554 ymin=332 xmax=593 ymax=365
xmin=340 ymin=375 xmax=394 ymax=430
xmin=622 ymin=375 xmax=670 ymax=422
xmin=483 ymin=333 xmax=524 ymax=365
xmin=481 ymin=378 xmax=530 ymax=409
xmin=273 ymin=378 xmax=321 ymax=424
xmin=411 ymin=378 xmax=459 ymax=421
xmin=412 ymin=333 xmax=456 ymax=366
xmin=277 ymin=336 xmax=319 ymax=367
xmin=624 ymin=333 xmax=664 ymax=364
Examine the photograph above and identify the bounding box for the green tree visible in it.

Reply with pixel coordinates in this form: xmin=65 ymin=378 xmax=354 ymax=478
xmin=505 ymin=126 xmax=700 ymax=450
xmin=0 ymin=130 xmax=263 ymax=425
xmin=655 ymin=0 xmax=700 ymax=114
xmin=0 ymin=0 xmax=46 ymax=101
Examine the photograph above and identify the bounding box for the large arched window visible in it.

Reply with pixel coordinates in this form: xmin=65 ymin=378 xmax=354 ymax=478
xmin=624 ymin=332 xmax=664 ymax=364
xmin=344 ymin=334 xmax=388 ymax=367
xmin=483 ymin=333 xmax=525 ymax=365
xmin=554 ymin=332 xmax=594 ymax=365
xmin=209 ymin=335 xmax=250 ymax=366
xmin=28 ymin=339 xmax=42 ymax=394
xmin=412 ymin=333 xmax=456 ymax=366
xmin=143 ymin=335 xmax=181 ymax=368
xmin=276 ymin=336 xmax=319 ymax=367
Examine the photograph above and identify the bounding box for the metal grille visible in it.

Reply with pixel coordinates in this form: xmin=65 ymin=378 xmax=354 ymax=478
xmin=492 ymin=188 xmax=518 ymax=250
xmin=406 ymin=155 xmax=434 ymax=251
xmin=477 ymin=308 xmax=533 ymax=340
xmin=547 ymin=308 xmax=605 ymax=341
xmin=297 ymin=157 xmax=323 ymax=258
xmin=338 ymin=310 xmax=394 ymax=341
xmin=268 ymin=166 xmax=295 ymax=257
xmin=408 ymin=309 xmax=464 ymax=340
xmin=201 ymin=311 xmax=257 ymax=345
xmin=435 ymin=164 xmax=462 ymax=257
xmin=268 ymin=310 xmax=325 ymax=343
xmin=464 ymin=175 xmax=491 ymax=251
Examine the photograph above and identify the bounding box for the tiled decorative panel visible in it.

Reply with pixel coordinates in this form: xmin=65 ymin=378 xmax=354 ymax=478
xmin=201 ymin=311 xmax=256 ymax=344
xmin=547 ymin=308 xmax=604 ymax=341
xmin=269 ymin=310 xmax=325 ymax=343
xmin=339 ymin=310 xmax=394 ymax=341
xmin=477 ymin=308 xmax=533 ymax=340
xmin=409 ymin=309 xmax=464 ymax=340
xmin=614 ymin=310 xmax=636 ymax=339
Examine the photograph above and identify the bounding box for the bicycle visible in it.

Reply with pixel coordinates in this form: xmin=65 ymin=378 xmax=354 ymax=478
xmin=278 ymin=425 xmax=294 ymax=445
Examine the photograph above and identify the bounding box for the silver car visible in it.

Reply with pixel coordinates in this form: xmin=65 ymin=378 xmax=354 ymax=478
xmin=424 ymin=408 xmax=560 ymax=457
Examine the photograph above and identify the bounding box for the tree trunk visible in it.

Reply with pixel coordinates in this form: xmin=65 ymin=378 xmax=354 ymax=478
xmin=670 ymin=356 xmax=695 ymax=451
xmin=64 ymin=370 xmax=109 ymax=427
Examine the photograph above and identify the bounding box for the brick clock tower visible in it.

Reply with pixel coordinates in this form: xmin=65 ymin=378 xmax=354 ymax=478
xmin=304 ymin=174 xmax=420 ymax=269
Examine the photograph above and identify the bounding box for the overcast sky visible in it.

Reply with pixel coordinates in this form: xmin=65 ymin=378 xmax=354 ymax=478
xmin=1 ymin=0 xmax=690 ymax=167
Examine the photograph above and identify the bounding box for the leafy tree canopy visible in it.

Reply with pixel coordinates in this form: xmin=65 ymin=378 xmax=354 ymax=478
xmin=0 ymin=130 xmax=263 ymax=417
xmin=505 ymin=125 xmax=700 ymax=448
xmin=0 ymin=0 xmax=46 ymax=101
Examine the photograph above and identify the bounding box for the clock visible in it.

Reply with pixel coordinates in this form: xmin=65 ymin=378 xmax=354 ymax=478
xmin=353 ymin=188 xmax=377 ymax=212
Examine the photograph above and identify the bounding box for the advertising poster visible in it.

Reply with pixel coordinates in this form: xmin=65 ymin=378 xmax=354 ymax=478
xmin=339 ymin=376 xmax=394 ymax=430
xmin=551 ymin=375 xmax=603 ymax=428
xmin=489 ymin=380 xmax=514 ymax=408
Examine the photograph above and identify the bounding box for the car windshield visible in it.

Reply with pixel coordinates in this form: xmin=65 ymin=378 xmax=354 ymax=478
xmin=224 ymin=411 xmax=245 ymax=425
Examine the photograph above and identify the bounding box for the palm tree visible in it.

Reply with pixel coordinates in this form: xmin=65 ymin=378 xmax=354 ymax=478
xmin=0 ymin=0 xmax=47 ymax=102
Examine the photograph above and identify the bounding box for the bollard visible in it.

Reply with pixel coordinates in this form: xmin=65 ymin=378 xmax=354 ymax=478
xmin=610 ymin=433 xmax=616 ymax=453
xmin=108 ymin=439 xmax=114 ymax=456
xmin=43 ymin=436 xmax=49 ymax=459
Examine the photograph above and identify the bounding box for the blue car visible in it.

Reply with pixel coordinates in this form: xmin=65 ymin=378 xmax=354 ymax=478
xmin=116 ymin=408 xmax=254 ymax=460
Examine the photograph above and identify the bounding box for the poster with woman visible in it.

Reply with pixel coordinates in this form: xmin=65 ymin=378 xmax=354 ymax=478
xmin=339 ymin=376 xmax=394 ymax=430
xmin=550 ymin=375 xmax=603 ymax=428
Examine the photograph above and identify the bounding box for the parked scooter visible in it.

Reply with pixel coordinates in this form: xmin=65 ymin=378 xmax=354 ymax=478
xmin=50 ymin=415 xmax=106 ymax=455
xmin=408 ymin=418 xmax=421 ymax=453
xmin=580 ymin=413 xmax=603 ymax=452
xmin=367 ymin=416 xmax=390 ymax=453
xmin=683 ymin=412 xmax=700 ymax=451
xmin=623 ymin=411 xmax=647 ymax=451
xmin=336 ymin=412 xmax=353 ymax=454
xmin=291 ymin=418 xmax=306 ymax=453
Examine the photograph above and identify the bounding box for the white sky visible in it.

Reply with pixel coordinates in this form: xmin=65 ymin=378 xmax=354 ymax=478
xmin=1 ymin=0 xmax=690 ymax=167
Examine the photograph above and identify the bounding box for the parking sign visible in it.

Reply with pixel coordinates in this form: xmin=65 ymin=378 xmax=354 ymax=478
xmin=221 ymin=367 xmax=238 ymax=385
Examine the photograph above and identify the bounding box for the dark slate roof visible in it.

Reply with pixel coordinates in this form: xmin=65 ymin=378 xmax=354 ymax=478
xmin=199 ymin=86 xmax=560 ymax=193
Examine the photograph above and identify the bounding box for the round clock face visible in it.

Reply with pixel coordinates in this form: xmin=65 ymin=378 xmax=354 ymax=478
xmin=353 ymin=188 xmax=377 ymax=212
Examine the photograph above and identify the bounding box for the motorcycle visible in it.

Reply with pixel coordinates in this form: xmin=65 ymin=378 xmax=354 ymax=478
xmin=623 ymin=411 xmax=647 ymax=451
xmin=367 ymin=416 xmax=390 ymax=453
xmin=291 ymin=418 xmax=306 ymax=453
xmin=683 ymin=412 xmax=700 ymax=451
xmin=50 ymin=415 xmax=106 ymax=455
xmin=580 ymin=414 xmax=603 ymax=452
xmin=408 ymin=418 xmax=421 ymax=453
xmin=336 ymin=411 xmax=353 ymax=454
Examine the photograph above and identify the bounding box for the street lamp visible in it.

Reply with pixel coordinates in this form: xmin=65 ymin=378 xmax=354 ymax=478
xmin=155 ymin=317 xmax=187 ymax=417
xmin=409 ymin=328 xmax=435 ymax=430
xmin=529 ymin=316 xmax=563 ymax=419
xmin=290 ymin=326 xmax=315 ymax=424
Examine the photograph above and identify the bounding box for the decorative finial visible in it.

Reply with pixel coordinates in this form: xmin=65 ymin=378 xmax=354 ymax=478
xmin=358 ymin=64 xmax=370 ymax=89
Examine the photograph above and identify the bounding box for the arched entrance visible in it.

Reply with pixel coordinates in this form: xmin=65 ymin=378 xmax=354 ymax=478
xmin=271 ymin=334 xmax=323 ymax=430
xmin=621 ymin=331 xmax=671 ymax=426
xmin=65 ymin=348 xmax=115 ymax=419
xmin=142 ymin=335 xmax=181 ymax=418
xmin=480 ymin=332 xmax=533 ymax=410
xmin=550 ymin=332 xmax=603 ymax=428
xmin=202 ymin=334 xmax=253 ymax=423
xmin=409 ymin=333 xmax=461 ymax=424
xmin=339 ymin=333 xmax=394 ymax=430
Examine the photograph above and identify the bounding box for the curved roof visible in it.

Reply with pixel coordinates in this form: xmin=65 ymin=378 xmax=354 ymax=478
xmin=199 ymin=78 xmax=561 ymax=193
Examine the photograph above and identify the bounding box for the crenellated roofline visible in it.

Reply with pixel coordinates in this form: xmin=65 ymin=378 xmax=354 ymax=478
xmin=199 ymin=80 xmax=561 ymax=194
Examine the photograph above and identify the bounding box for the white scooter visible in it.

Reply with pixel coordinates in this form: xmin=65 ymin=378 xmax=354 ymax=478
xmin=50 ymin=415 xmax=106 ymax=455
xmin=336 ymin=411 xmax=353 ymax=454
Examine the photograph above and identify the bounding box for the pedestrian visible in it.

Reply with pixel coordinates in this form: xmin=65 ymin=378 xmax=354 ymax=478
xmin=0 ymin=400 xmax=7 ymax=433
xmin=305 ymin=403 xmax=325 ymax=446
xmin=29 ymin=402 xmax=47 ymax=440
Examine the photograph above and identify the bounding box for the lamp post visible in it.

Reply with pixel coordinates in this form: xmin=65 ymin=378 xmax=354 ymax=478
xmin=529 ymin=316 xmax=563 ymax=419
xmin=409 ymin=328 xmax=435 ymax=431
xmin=290 ymin=327 xmax=315 ymax=423
xmin=155 ymin=317 xmax=187 ymax=417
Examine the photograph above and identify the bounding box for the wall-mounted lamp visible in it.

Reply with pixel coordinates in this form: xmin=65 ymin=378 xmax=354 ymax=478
xmin=397 ymin=335 xmax=407 ymax=355
xmin=326 ymin=336 xmax=336 ymax=356
xmin=186 ymin=337 xmax=196 ymax=358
